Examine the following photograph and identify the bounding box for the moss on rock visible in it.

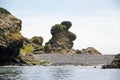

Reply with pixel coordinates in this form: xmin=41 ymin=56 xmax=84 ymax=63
xmin=20 ymin=36 xmax=44 ymax=54
xmin=0 ymin=8 xmax=49 ymax=66
xmin=31 ymin=36 xmax=43 ymax=46
xmin=20 ymin=44 xmax=34 ymax=54
xmin=51 ymin=24 xmax=66 ymax=35
xmin=68 ymin=31 xmax=76 ymax=41
xmin=0 ymin=7 xmax=11 ymax=14
xmin=61 ymin=21 xmax=72 ymax=30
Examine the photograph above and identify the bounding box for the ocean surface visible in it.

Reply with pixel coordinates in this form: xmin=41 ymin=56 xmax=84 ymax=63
xmin=0 ymin=66 xmax=120 ymax=80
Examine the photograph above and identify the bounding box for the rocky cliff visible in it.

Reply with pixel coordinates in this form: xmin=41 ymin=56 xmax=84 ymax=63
xmin=44 ymin=21 xmax=76 ymax=53
xmin=0 ymin=7 xmax=23 ymax=63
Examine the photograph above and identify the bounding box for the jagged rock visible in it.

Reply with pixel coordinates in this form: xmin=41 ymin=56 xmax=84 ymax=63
xmin=75 ymin=47 xmax=101 ymax=55
xmin=102 ymin=54 xmax=120 ymax=68
xmin=0 ymin=7 xmax=23 ymax=63
xmin=44 ymin=21 xmax=76 ymax=53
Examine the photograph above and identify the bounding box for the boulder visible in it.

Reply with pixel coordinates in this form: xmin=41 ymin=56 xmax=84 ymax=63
xmin=44 ymin=21 xmax=76 ymax=53
xmin=0 ymin=7 xmax=23 ymax=63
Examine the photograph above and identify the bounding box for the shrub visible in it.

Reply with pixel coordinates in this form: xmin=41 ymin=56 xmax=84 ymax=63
xmin=68 ymin=31 xmax=76 ymax=41
xmin=51 ymin=24 xmax=65 ymax=35
xmin=31 ymin=36 xmax=43 ymax=45
xmin=61 ymin=21 xmax=72 ymax=30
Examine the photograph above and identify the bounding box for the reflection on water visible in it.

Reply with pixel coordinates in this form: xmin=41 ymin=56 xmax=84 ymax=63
xmin=0 ymin=66 xmax=120 ymax=80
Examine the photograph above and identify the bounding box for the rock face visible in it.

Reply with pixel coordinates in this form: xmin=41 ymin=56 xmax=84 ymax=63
xmin=0 ymin=8 xmax=23 ymax=63
xmin=76 ymin=47 xmax=101 ymax=55
xmin=102 ymin=54 xmax=120 ymax=68
xmin=44 ymin=21 xmax=76 ymax=53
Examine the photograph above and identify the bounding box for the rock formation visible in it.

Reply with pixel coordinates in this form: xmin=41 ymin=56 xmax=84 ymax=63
xmin=102 ymin=54 xmax=120 ymax=68
xmin=31 ymin=36 xmax=43 ymax=51
xmin=44 ymin=21 xmax=76 ymax=53
xmin=0 ymin=7 xmax=23 ymax=63
xmin=75 ymin=47 xmax=101 ymax=55
xmin=21 ymin=36 xmax=44 ymax=54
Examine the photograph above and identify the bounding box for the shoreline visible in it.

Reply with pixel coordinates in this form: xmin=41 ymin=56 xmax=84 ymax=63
xmin=34 ymin=54 xmax=115 ymax=66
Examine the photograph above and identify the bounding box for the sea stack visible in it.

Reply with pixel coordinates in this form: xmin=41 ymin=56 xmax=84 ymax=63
xmin=44 ymin=21 xmax=76 ymax=53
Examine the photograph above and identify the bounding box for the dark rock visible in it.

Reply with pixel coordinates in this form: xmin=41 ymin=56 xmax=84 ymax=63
xmin=61 ymin=21 xmax=72 ymax=30
xmin=102 ymin=54 xmax=120 ymax=68
xmin=0 ymin=7 xmax=23 ymax=63
xmin=44 ymin=21 xmax=76 ymax=53
xmin=75 ymin=49 xmax=82 ymax=54
xmin=0 ymin=8 xmax=10 ymax=14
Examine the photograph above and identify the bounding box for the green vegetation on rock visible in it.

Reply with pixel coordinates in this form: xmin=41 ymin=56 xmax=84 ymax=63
xmin=44 ymin=21 xmax=77 ymax=53
xmin=21 ymin=36 xmax=44 ymax=54
xmin=0 ymin=7 xmax=10 ymax=14
xmin=40 ymin=60 xmax=51 ymax=65
xmin=51 ymin=24 xmax=66 ymax=35
xmin=31 ymin=36 xmax=43 ymax=45
xmin=20 ymin=44 xmax=34 ymax=54
xmin=34 ymin=46 xmax=44 ymax=52
xmin=0 ymin=7 xmax=23 ymax=62
xmin=61 ymin=21 xmax=72 ymax=30
xmin=18 ymin=54 xmax=51 ymax=66
xmin=68 ymin=31 xmax=76 ymax=41
xmin=80 ymin=62 xmax=89 ymax=66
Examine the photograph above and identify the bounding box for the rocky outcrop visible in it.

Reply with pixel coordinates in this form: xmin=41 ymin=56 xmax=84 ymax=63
xmin=75 ymin=47 xmax=101 ymax=55
xmin=20 ymin=36 xmax=44 ymax=54
xmin=31 ymin=36 xmax=44 ymax=52
xmin=0 ymin=7 xmax=23 ymax=63
xmin=44 ymin=21 xmax=76 ymax=53
xmin=102 ymin=54 xmax=120 ymax=68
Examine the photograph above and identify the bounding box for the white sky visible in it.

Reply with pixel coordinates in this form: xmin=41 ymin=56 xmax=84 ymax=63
xmin=0 ymin=0 xmax=120 ymax=54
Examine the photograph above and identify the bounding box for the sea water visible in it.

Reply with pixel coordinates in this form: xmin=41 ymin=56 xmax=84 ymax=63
xmin=0 ymin=66 xmax=120 ymax=80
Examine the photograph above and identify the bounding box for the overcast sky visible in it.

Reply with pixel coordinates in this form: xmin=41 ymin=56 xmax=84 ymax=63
xmin=0 ymin=0 xmax=120 ymax=54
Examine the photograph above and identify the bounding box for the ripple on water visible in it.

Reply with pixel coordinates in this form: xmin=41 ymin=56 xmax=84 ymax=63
xmin=0 ymin=66 xmax=120 ymax=80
